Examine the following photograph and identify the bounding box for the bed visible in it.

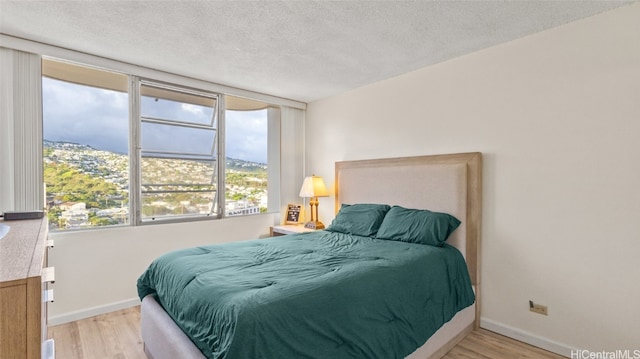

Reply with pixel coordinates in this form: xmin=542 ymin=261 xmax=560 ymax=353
xmin=138 ymin=152 xmax=482 ymax=359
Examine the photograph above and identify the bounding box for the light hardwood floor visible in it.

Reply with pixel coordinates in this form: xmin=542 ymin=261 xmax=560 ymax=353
xmin=49 ymin=307 xmax=566 ymax=359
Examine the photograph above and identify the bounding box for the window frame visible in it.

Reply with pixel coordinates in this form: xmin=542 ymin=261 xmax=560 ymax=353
xmin=41 ymin=62 xmax=132 ymax=230
xmin=131 ymin=77 xmax=226 ymax=225
xmin=41 ymin=57 xmax=279 ymax=231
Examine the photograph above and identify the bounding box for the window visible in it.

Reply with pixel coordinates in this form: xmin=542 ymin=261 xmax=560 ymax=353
xmin=225 ymin=107 xmax=268 ymax=216
xmin=42 ymin=58 xmax=277 ymax=231
xmin=139 ymin=82 xmax=219 ymax=222
xmin=42 ymin=62 xmax=129 ymax=230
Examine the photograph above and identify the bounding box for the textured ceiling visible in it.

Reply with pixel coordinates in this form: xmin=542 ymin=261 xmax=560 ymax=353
xmin=0 ymin=0 xmax=635 ymax=103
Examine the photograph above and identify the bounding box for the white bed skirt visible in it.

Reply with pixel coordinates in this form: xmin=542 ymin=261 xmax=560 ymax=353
xmin=141 ymin=294 xmax=475 ymax=359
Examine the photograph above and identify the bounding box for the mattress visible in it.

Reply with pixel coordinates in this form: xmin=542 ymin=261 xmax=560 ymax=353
xmin=137 ymin=231 xmax=475 ymax=359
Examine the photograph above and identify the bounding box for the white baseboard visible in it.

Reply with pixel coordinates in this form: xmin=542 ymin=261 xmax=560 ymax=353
xmin=48 ymin=297 xmax=141 ymax=326
xmin=480 ymin=317 xmax=576 ymax=358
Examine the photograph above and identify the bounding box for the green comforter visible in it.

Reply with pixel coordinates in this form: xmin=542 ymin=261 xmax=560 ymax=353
xmin=137 ymin=231 xmax=475 ymax=359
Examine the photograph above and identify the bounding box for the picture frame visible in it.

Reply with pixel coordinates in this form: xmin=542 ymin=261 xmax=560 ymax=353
xmin=285 ymin=203 xmax=302 ymax=224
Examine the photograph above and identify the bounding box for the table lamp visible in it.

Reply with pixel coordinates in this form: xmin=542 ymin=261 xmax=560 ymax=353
xmin=299 ymin=175 xmax=329 ymax=229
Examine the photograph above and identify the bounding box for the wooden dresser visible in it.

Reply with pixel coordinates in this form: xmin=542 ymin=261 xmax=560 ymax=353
xmin=0 ymin=218 xmax=54 ymax=359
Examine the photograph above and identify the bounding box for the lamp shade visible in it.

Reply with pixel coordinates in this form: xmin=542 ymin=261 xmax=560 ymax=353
xmin=299 ymin=175 xmax=329 ymax=198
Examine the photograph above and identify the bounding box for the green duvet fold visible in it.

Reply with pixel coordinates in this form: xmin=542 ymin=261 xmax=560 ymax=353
xmin=137 ymin=231 xmax=474 ymax=359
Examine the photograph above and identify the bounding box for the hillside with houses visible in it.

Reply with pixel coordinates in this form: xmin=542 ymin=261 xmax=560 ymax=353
xmin=44 ymin=140 xmax=267 ymax=230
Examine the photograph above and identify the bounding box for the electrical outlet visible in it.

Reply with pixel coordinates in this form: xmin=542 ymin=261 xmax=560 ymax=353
xmin=529 ymin=301 xmax=548 ymax=315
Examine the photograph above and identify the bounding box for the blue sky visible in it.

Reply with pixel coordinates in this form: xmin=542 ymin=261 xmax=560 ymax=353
xmin=42 ymin=77 xmax=268 ymax=163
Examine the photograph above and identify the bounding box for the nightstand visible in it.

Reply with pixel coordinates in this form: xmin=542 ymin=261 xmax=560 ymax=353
xmin=270 ymin=224 xmax=316 ymax=237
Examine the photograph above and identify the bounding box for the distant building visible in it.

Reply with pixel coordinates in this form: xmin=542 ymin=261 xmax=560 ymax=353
xmin=226 ymin=199 xmax=260 ymax=216
xmin=60 ymin=202 xmax=90 ymax=229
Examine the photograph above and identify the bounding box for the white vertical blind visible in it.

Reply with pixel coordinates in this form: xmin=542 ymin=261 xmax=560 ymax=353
xmin=0 ymin=47 xmax=43 ymax=213
xmin=267 ymin=106 xmax=281 ymax=216
xmin=278 ymin=106 xmax=305 ymax=223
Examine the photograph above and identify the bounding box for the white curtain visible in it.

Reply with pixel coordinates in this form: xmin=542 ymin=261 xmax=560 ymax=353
xmin=277 ymin=106 xmax=306 ymax=223
xmin=0 ymin=47 xmax=43 ymax=213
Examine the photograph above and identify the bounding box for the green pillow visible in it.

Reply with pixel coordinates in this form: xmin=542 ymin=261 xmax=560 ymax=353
xmin=375 ymin=205 xmax=461 ymax=246
xmin=326 ymin=203 xmax=391 ymax=237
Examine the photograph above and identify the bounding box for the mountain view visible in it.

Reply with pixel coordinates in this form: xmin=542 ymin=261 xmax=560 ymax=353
xmin=44 ymin=140 xmax=267 ymax=230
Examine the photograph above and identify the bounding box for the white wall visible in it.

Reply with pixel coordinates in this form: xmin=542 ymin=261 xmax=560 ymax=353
xmin=47 ymin=214 xmax=275 ymax=324
xmin=305 ymin=3 xmax=640 ymax=354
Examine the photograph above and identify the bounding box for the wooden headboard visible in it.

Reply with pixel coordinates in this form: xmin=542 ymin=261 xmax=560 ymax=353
xmin=334 ymin=152 xmax=482 ymax=288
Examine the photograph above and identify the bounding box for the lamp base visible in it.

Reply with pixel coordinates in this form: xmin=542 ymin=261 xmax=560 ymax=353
xmin=304 ymin=221 xmax=325 ymax=230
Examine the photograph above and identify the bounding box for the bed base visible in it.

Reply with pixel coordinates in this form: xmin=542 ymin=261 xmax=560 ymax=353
xmin=141 ymin=295 xmax=206 ymax=359
xmin=141 ymin=294 xmax=475 ymax=359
